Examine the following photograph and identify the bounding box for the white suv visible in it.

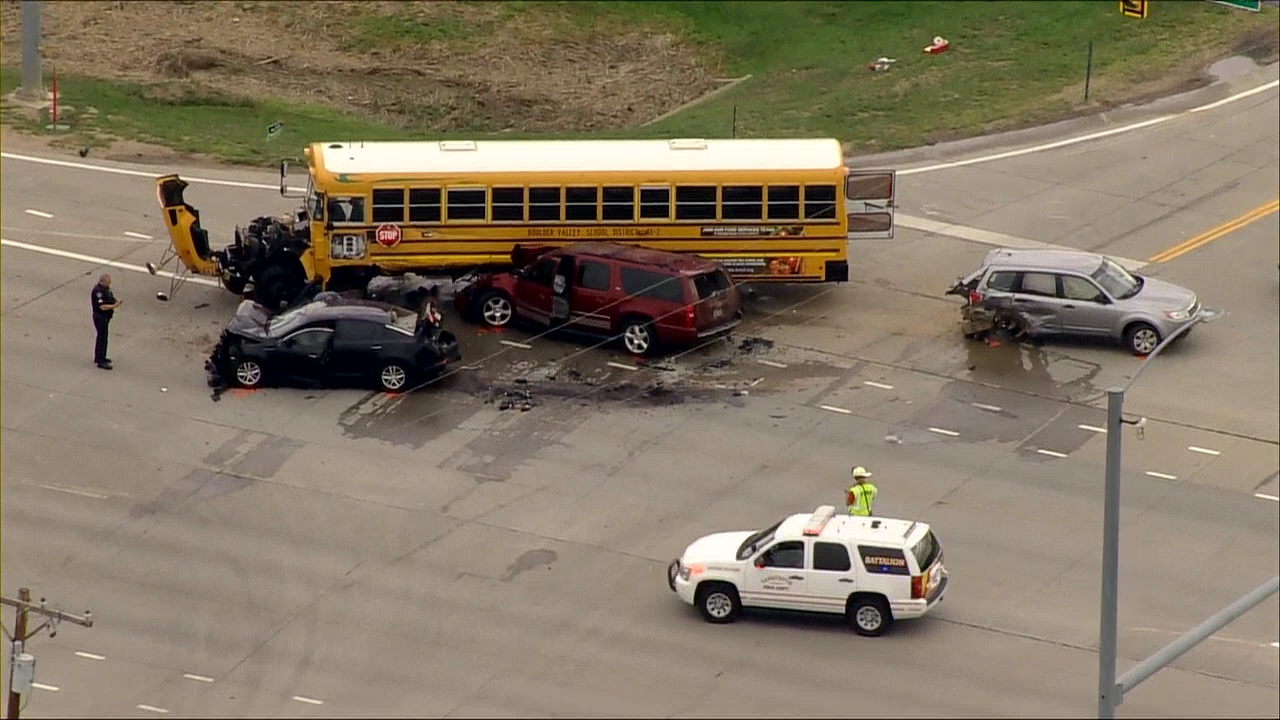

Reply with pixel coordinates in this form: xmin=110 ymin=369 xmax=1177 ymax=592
xmin=666 ymin=505 xmax=947 ymax=636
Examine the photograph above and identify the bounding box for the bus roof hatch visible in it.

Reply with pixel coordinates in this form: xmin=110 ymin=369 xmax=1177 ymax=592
xmin=803 ymin=505 xmax=838 ymax=536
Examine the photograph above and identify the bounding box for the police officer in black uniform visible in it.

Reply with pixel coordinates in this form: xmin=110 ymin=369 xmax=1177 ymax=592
xmin=91 ymin=273 xmax=121 ymax=370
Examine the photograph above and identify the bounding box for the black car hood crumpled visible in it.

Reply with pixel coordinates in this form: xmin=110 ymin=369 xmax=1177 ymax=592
xmin=225 ymin=300 xmax=272 ymax=339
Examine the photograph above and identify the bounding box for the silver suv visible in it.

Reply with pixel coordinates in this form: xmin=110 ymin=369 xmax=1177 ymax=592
xmin=948 ymin=248 xmax=1204 ymax=355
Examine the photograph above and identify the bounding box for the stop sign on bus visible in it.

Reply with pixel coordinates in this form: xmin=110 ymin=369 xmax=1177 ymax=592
xmin=375 ymin=223 xmax=401 ymax=248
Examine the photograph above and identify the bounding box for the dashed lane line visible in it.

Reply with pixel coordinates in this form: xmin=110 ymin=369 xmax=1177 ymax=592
xmin=863 ymin=380 xmax=894 ymax=390
xmin=820 ymin=405 xmax=853 ymax=415
xmin=1187 ymin=445 xmax=1222 ymax=456
xmin=498 ymin=340 xmax=532 ymax=350
xmin=36 ymin=483 xmax=108 ymax=500
xmin=971 ymin=402 xmax=1003 ymax=413
xmin=1078 ymin=424 xmax=1107 ymax=434
xmin=292 ymin=695 xmax=324 ymax=706
xmin=1145 ymin=471 xmax=1178 ymax=481
xmin=1036 ymin=449 xmax=1068 ymax=458
xmin=928 ymin=427 xmax=960 ymax=437
xmin=23 ymin=208 xmax=54 ymax=219
xmin=123 ymin=231 xmax=153 ymax=240
xmin=1254 ymin=493 xmax=1279 ymax=503
xmin=136 ymin=705 xmax=169 ymax=714
xmin=183 ymin=673 xmax=215 ymax=683
xmin=758 ymin=359 xmax=788 ymax=368
xmin=74 ymin=651 xmax=105 ymax=660
xmin=32 ymin=683 xmax=59 ymax=692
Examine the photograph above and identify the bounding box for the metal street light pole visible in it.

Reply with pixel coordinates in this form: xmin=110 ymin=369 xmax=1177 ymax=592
xmin=1096 ymin=315 xmax=1205 ymax=719
xmin=19 ymin=1 xmax=42 ymax=101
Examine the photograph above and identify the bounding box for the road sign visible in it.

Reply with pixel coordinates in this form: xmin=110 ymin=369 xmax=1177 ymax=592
xmin=375 ymin=223 xmax=402 ymax=248
xmin=1207 ymin=0 xmax=1261 ymax=10
xmin=266 ymin=121 xmax=284 ymax=140
xmin=1120 ymin=0 xmax=1149 ymax=18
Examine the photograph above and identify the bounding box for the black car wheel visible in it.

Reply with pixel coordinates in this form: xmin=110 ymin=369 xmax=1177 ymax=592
xmin=378 ymin=362 xmax=410 ymax=392
xmin=254 ymin=264 xmax=305 ymax=310
xmin=232 ymin=359 xmax=264 ymax=388
xmin=848 ymin=595 xmax=893 ymax=637
xmin=478 ymin=290 xmax=514 ymax=327
xmin=1124 ymin=322 xmax=1161 ymax=356
xmin=620 ymin=317 xmax=655 ymax=356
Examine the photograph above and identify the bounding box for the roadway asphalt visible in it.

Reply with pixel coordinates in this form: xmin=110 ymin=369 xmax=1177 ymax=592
xmin=2 ymin=68 xmax=1277 ymax=717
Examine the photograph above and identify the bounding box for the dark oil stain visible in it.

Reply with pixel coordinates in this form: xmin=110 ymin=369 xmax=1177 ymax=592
xmin=500 ymin=548 xmax=558 ymax=582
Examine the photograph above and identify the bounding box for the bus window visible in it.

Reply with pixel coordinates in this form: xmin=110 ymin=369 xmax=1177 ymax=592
xmin=766 ymin=185 xmax=800 ymax=220
xmin=306 ymin=178 xmax=324 ymax=222
xmin=639 ymin=186 xmax=671 ymax=221
xmin=446 ymin=188 xmax=488 ymax=221
xmin=721 ymin=185 xmax=763 ymax=220
xmin=675 ymin=185 xmax=717 ymax=221
xmin=804 ymin=184 xmax=838 ymax=220
xmin=492 ymin=187 xmax=525 ymax=222
xmin=565 ymin=187 xmax=599 ymax=222
xmin=371 ymin=188 xmax=406 ymax=223
xmin=529 ymin=187 xmax=562 ymax=222
xmin=328 ymin=196 xmax=365 ymax=224
xmin=409 ymin=188 xmax=442 ymax=223
xmin=602 ymin=186 xmax=635 ymax=222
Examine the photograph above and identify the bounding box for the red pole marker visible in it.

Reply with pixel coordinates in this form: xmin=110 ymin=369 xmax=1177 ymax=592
xmin=52 ymin=71 xmax=58 ymax=125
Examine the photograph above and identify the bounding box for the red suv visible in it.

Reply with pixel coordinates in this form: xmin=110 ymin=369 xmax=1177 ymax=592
xmin=454 ymin=243 xmax=743 ymax=356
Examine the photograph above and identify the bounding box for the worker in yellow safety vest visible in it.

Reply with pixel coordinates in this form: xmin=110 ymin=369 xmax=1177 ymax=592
xmin=845 ymin=466 xmax=878 ymax=516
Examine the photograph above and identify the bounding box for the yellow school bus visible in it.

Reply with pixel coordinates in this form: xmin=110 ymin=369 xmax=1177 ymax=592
xmin=154 ymin=138 xmax=896 ymax=307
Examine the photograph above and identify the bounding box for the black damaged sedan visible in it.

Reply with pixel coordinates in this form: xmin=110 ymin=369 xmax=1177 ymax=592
xmin=207 ymin=296 xmax=461 ymax=392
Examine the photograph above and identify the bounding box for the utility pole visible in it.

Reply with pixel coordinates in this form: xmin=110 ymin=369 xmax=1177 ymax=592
xmin=19 ymin=0 xmax=42 ymax=100
xmin=3 ymin=587 xmax=93 ymax=720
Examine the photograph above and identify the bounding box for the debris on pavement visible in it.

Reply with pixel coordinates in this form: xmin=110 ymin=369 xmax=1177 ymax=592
xmin=737 ymin=337 xmax=774 ymax=353
xmin=867 ymin=57 xmax=896 ymax=72
xmin=924 ymin=36 xmax=950 ymax=54
xmin=492 ymin=388 xmax=534 ymax=411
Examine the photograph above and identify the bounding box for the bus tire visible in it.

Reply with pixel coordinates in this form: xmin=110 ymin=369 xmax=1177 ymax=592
xmin=254 ymin=262 xmax=306 ymax=311
xmin=223 ymin=275 xmax=248 ymax=296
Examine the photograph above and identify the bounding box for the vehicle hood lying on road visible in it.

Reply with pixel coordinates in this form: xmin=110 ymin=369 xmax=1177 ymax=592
xmin=1133 ymin=276 xmax=1196 ymax=309
xmin=681 ymin=531 xmax=755 ymax=564
xmin=225 ymin=299 xmax=272 ymax=338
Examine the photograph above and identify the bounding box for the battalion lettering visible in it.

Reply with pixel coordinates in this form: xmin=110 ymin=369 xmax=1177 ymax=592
xmin=863 ymin=555 xmax=906 ymax=566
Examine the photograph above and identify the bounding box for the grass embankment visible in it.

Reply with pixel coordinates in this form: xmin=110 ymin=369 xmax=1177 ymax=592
xmin=1 ymin=0 xmax=1276 ymax=165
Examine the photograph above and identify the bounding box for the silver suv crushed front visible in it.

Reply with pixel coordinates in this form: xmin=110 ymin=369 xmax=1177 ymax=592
xmin=947 ymin=248 xmax=1216 ymax=355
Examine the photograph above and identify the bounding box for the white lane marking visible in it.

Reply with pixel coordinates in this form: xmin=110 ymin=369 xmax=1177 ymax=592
xmin=1078 ymin=424 xmax=1107 ymax=434
xmin=32 ymin=682 xmax=59 ymax=692
xmin=498 ymin=340 xmax=532 ymax=349
xmin=1 ymin=78 xmax=1274 ymax=194
xmin=820 ymin=404 xmax=853 ymax=415
xmin=24 ymin=208 xmax=54 ymax=219
xmin=183 ymin=673 xmax=215 ymax=683
xmin=971 ymin=402 xmax=1003 ymax=412
xmin=123 ymin=231 xmax=153 ymax=240
xmin=0 ymin=238 xmax=221 ymax=287
xmin=896 ymin=215 xmax=1147 ymax=271
xmin=895 ymin=79 xmax=1279 ymax=176
xmin=74 ymin=651 xmax=105 ymax=660
xmin=749 ymin=377 xmax=765 ymax=388
xmin=0 ymin=150 xmax=307 ymax=193
xmin=136 ymin=705 xmax=169 ymax=714
xmin=758 ymin=359 xmax=788 ymax=368
xmin=1187 ymin=445 xmax=1221 ymax=456
xmin=928 ymin=427 xmax=960 ymax=437
xmin=1271 ymin=641 xmax=1279 ymax=648
xmin=1036 ymin=449 xmax=1068 ymax=458
xmin=863 ymin=380 xmax=894 ymax=390
xmin=1254 ymin=493 xmax=1279 ymax=502
xmin=1145 ymin=471 xmax=1178 ymax=481
xmin=0 ymin=227 xmax=157 ymax=243
xmin=607 ymin=361 xmax=638 ymax=372
xmin=37 ymin=483 xmax=108 ymax=500
xmin=292 ymin=695 xmax=324 ymax=706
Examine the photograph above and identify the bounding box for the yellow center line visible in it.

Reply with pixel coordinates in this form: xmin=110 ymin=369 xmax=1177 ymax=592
xmin=1148 ymin=198 xmax=1280 ymax=264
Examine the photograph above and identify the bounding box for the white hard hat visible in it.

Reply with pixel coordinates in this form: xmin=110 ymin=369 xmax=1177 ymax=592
xmin=851 ymin=466 xmax=872 ymax=479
